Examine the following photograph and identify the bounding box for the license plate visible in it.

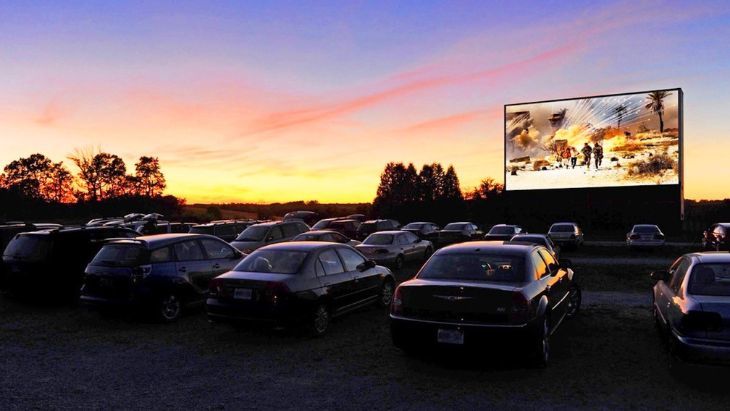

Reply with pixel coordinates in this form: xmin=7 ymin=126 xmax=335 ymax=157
xmin=234 ymin=288 xmax=252 ymax=300
xmin=437 ymin=328 xmax=464 ymax=345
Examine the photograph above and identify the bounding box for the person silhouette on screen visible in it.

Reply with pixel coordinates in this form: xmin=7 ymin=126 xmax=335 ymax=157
xmin=581 ymin=143 xmax=592 ymax=169
xmin=594 ymin=142 xmax=603 ymax=169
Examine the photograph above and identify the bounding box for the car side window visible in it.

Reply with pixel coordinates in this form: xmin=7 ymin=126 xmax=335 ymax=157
xmin=281 ymin=223 xmax=300 ymax=238
xmin=173 ymin=240 xmax=205 ymax=261
xmin=397 ymin=234 xmax=410 ymax=245
xmin=318 ymin=249 xmax=345 ymax=275
xmin=150 ymin=246 xmax=173 ymax=263
xmin=200 ymin=239 xmax=235 ymax=259
xmin=331 ymin=233 xmax=347 ymax=243
xmin=531 ymin=251 xmax=549 ymax=279
xmin=538 ymin=249 xmax=557 ymax=272
xmin=336 ymin=247 xmax=366 ymax=272
xmin=268 ymin=226 xmax=284 ymax=241
xmin=669 ymin=258 xmax=691 ymax=294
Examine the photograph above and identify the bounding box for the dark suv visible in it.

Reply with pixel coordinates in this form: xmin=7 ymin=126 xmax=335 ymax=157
xmin=189 ymin=220 xmax=256 ymax=242
xmin=2 ymin=227 xmax=139 ymax=297
xmin=356 ymin=219 xmax=400 ymax=240
xmin=81 ymin=233 xmax=244 ymax=321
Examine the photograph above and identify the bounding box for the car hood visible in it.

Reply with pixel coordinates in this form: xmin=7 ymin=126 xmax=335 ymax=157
xmin=216 ymin=270 xmax=297 ymax=283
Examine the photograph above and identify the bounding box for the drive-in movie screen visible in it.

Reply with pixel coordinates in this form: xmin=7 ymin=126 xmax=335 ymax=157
xmin=505 ymin=89 xmax=680 ymax=191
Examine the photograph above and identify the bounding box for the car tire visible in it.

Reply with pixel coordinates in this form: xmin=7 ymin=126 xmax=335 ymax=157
xmin=378 ymin=279 xmax=395 ymax=308
xmin=530 ymin=315 xmax=550 ymax=368
xmin=566 ymin=283 xmax=581 ymax=318
xmin=157 ymin=293 xmax=182 ymax=323
xmin=309 ymin=303 xmax=330 ymax=337
xmin=393 ymin=255 xmax=404 ymax=270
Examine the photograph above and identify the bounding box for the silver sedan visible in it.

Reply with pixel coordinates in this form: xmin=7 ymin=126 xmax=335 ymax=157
xmin=356 ymin=231 xmax=433 ymax=269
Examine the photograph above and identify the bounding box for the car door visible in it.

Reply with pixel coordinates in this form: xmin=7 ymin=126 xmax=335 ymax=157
xmin=402 ymin=231 xmax=423 ymax=260
xmin=200 ymin=238 xmax=241 ymax=278
xmin=336 ymin=246 xmax=379 ymax=304
xmin=531 ymin=251 xmax=561 ymax=325
xmin=315 ymin=248 xmax=357 ymax=313
xmin=173 ymin=239 xmax=212 ymax=295
xmin=281 ymin=223 xmax=302 ymax=241
xmin=265 ymin=226 xmax=286 ymax=246
xmin=655 ymin=257 xmax=689 ymax=326
xmin=538 ymin=249 xmax=569 ymax=321
xmin=394 ymin=233 xmax=413 ymax=261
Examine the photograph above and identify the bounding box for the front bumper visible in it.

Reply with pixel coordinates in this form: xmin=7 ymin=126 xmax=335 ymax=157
xmin=390 ymin=314 xmax=533 ymax=348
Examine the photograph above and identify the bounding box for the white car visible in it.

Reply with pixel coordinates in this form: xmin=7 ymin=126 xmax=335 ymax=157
xmin=547 ymin=222 xmax=584 ymax=249
xmin=627 ymin=224 xmax=666 ymax=248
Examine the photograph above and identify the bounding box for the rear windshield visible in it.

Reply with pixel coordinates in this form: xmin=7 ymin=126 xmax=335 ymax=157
xmin=688 ymin=263 xmax=730 ymax=297
xmin=403 ymin=223 xmax=426 ymax=229
xmin=234 ymin=249 xmax=308 ymax=274
xmin=364 ymin=234 xmax=394 ymax=245
xmin=513 ymin=236 xmax=546 ymax=247
xmin=3 ymin=235 xmax=51 ymax=262
xmin=235 ymin=225 xmax=269 ymax=242
xmin=489 ymin=226 xmax=514 ymax=235
xmin=91 ymin=244 xmax=147 ymax=267
xmin=312 ymin=220 xmax=333 ymax=230
xmin=189 ymin=226 xmax=213 ymax=235
xmin=550 ymin=224 xmax=575 ymax=233
xmin=444 ymin=223 xmax=467 ymax=230
xmin=633 ymin=226 xmax=659 ymax=234
xmin=418 ymin=253 xmax=526 ymax=283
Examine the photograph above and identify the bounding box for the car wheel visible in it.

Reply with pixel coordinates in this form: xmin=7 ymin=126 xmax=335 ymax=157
xmin=378 ymin=279 xmax=395 ymax=308
xmin=531 ymin=315 xmax=550 ymax=368
xmin=424 ymin=246 xmax=433 ymax=259
xmin=157 ymin=294 xmax=182 ymax=322
xmin=566 ymin=284 xmax=581 ymax=318
xmin=309 ymin=303 xmax=330 ymax=336
xmin=393 ymin=255 xmax=404 ymax=270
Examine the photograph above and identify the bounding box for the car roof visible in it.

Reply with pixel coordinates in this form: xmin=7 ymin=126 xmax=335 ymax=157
xmin=512 ymin=233 xmax=547 ymax=238
xmin=444 ymin=221 xmax=473 ymax=225
xmin=491 ymin=223 xmax=520 ymax=228
xmin=259 ymin=241 xmax=342 ymax=252
xmin=404 ymin=221 xmax=435 ymax=225
xmin=297 ymin=230 xmax=341 ymax=236
xmin=686 ymin=252 xmax=730 ymax=264
xmin=106 ymin=233 xmax=220 ymax=247
xmin=330 ymin=219 xmax=357 ymax=224
xmin=551 ymin=222 xmax=578 ymax=226
xmin=368 ymin=230 xmax=403 ymax=235
xmin=632 ymin=224 xmax=660 ymax=228
xmin=436 ymin=241 xmax=539 ymax=255
xmin=19 ymin=226 xmax=133 ymax=236
xmin=362 ymin=219 xmax=394 ymax=223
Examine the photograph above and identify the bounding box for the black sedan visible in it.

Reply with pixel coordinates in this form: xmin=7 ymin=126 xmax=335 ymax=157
xmin=509 ymin=233 xmax=561 ymax=260
xmin=390 ymin=241 xmax=580 ymax=367
xmin=206 ymin=242 xmax=395 ymax=335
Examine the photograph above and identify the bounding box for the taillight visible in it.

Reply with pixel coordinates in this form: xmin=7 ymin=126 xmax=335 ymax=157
xmin=209 ymin=278 xmax=223 ymax=297
xmin=629 ymin=234 xmax=640 ymax=240
xmin=263 ymin=282 xmax=290 ymax=304
xmin=510 ymin=292 xmax=530 ymax=323
xmin=391 ymin=286 xmax=403 ymax=314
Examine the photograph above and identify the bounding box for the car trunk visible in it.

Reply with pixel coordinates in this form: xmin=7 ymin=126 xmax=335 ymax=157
xmin=399 ymin=280 xmax=521 ymax=325
xmin=83 ymin=243 xmax=148 ymax=300
xmin=695 ymin=295 xmax=730 ymax=341
xmin=213 ymin=272 xmax=297 ymax=310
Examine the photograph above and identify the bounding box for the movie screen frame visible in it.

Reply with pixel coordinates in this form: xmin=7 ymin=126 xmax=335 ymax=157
xmin=504 ymin=88 xmax=682 ymax=192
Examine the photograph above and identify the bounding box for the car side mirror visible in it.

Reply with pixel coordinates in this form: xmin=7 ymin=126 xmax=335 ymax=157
xmin=357 ymin=259 xmax=376 ymax=271
xmin=559 ymin=259 xmax=572 ymax=270
xmin=650 ymin=270 xmax=670 ymax=282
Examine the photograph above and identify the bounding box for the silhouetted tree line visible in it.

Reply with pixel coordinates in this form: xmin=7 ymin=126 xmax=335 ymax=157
xmin=0 ymin=151 xmax=183 ymax=221
xmin=371 ymin=162 xmax=506 ymax=225
xmin=204 ymin=201 xmax=371 ymax=221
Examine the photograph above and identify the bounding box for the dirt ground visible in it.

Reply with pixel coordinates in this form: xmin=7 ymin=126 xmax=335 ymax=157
xmin=2 ymin=258 xmax=729 ymax=410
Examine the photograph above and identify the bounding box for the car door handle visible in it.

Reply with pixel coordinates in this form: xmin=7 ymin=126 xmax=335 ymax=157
xmin=179 ymin=267 xmax=187 ymax=273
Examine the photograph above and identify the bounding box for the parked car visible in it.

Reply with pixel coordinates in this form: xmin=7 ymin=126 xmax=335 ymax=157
xmin=438 ymin=222 xmax=482 ymax=245
xmin=547 ymin=222 xmax=584 ymax=249
xmin=189 ymin=220 xmax=256 ymax=242
xmin=355 ymin=219 xmax=400 ymax=240
xmin=283 ymin=211 xmax=319 ymax=226
xmin=2 ymin=226 xmax=139 ymax=297
xmin=702 ymin=223 xmax=730 ymax=251
xmin=484 ymin=224 xmax=526 ymax=241
xmin=1 ymin=222 xmax=63 ymax=252
xmin=509 ymin=234 xmax=561 ymax=260
xmin=651 ymin=252 xmax=730 ymax=364
xmin=626 ymin=224 xmax=666 ymax=249
xmin=311 ymin=218 xmax=340 ymax=230
xmin=355 ymin=231 xmax=432 ymax=269
xmin=390 ymin=241 xmax=580 ymax=367
xmin=401 ymin=222 xmax=441 ymax=241
xmin=346 ymin=214 xmax=366 ymax=223
xmin=293 ymin=230 xmax=361 ymax=246
xmin=327 ymin=219 xmax=360 ymax=239
xmin=206 ymin=242 xmax=395 ymax=335
xmin=80 ymin=233 xmax=244 ymax=321
xmin=230 ymin=221 xmax=310 ymax=254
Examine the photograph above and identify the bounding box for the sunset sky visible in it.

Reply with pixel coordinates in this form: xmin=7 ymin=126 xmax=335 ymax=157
xmin=2 ymin=1 xmax=729 ymax=203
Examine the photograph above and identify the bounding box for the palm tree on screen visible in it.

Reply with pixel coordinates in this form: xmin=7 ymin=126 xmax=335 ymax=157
xmin=645 ymin=91 xmax=672 ymax=133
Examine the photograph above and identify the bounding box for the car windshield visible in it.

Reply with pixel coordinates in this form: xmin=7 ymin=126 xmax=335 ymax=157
xmin=633 ymin=226 xmax=659 ymax=234
xmin=3 ymin=235 xmax=51 ymax=262
xmin=235 ymin=226 xmax=269 ymax=241
xmin=443 ymin=223 xmax=466 ymax=230
xmin=688 ymin=263 xmax=730 ymax=296
xmin=550 ymin=224 xmax=575 ymax=233
xmin=418 ymin=253 xmax=525 ymax=283
xmin=91 ymin=244 xmax=147 ymax=267
xmin=312 ymin=220 xmax=333 ymax=230
xmin=234 ymin=250 xmax=308 ymax=274
xmin=364 ymin=234 xmax=394 ymax=245
xmin=403 ymin=223 xmax=425 ymax=229
xmin=489 ymin=226 xmax=514 ymax=235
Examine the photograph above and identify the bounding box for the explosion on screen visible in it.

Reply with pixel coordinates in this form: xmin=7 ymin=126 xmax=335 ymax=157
xmin=505 ymin=90 xmax=680 ymax=190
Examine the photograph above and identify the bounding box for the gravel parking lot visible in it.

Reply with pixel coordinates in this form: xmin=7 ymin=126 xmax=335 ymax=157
xmin=2 ymin=259 xmax=729 ymax=410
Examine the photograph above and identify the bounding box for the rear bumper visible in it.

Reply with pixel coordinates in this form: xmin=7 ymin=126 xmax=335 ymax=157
xmin=79 ymin=285 xmax=155 ymax=308
xmin=627 ymin=240 xmax=665 ymax=247
xmin=674 ymin=330 xmax=730 ymax=363
xmin=390 ymin=314 xmax=533 ymax=348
